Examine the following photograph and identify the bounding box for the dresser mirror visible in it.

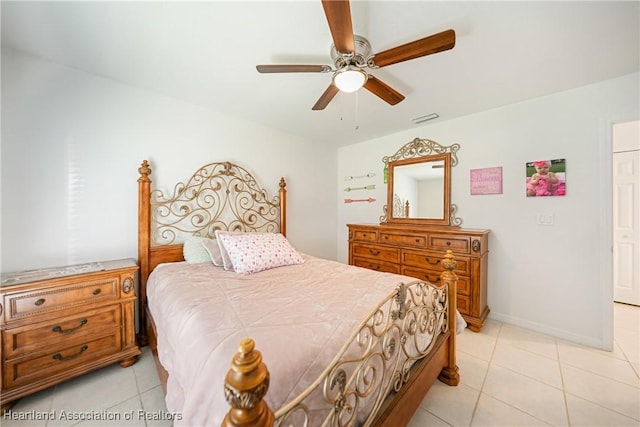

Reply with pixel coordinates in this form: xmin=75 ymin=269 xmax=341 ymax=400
xmin=381 ymin=138 xmax=462 ymax=226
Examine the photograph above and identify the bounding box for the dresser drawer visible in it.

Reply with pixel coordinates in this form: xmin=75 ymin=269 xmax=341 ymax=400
xmin=352 ymin=257 xmax=401 ymax=274
xmin=401 ymin=267 xmax=470 ymax=295
xmin=350 ymin=229 xmax=378 ymax=242
xmin=6 ymin=279 xmax=119 ymax=321
xmin=351 ymin=244 xmax=400 ymax=263
xmin=3 ymin=305 xmax=122 ymax=358
xmin=429 ymin=235 xmax=471 ymax=254
xmin=457 ymin=295 xmax=470 ymax=315
xmin=379 ymin=232 xmax=426 ymax=248
xmin=402 ymin=250 xmax=471 ymax=276
xmin=3 ymin=332 xmax=122 ymax=389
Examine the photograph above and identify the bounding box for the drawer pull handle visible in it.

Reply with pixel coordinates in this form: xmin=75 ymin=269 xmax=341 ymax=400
xmin=368 ymin=249 xmax=381 ymax=256
xmin=34 ymin=298 xmax=45 ymax=306
xmin=446 ymin=241 xmax=451 ymax=246
xmin=425 ymin=258 xmax=440 ymax=266
xmin=53 ymin=345 xmax=88 ymax=361
xmin=92 ymin=289 xmax=101 ymax=296
xmin=415 ymin=239 xmax=420 ymax=243
xmin=52 ymin=319 xmax=88 ymax=334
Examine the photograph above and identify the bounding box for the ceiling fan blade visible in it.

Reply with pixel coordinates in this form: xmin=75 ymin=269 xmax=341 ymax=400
xmin=321 ymin=0 xmax=354 ymax=54
xmin=256 ymin=64 xmax=332 ymax=73
xmin=372 ymin=29 xmax=456 ymax=68
xmin=312 ymin=85 xmax=340 ymax=110
xmin=363 ymin=76 xmax=405 ymax=106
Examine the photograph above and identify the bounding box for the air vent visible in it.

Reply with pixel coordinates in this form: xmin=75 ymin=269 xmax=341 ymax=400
xmin=412 ymin=113 xmax=439 ymax=124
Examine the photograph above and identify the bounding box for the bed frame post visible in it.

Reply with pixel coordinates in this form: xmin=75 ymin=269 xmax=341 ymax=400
xmin=137 ymin=160 xmax=152 ymax=347
xmin=278 ymin=177 xmax=286 ymax=237
xmin=438 ymin=249 xmax=460 ymax=385
xmin=223 ymin=338 xmax=275 ymax=427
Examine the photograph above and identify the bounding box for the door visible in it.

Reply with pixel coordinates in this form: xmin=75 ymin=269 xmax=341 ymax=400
xmin=613 ymin=121 xmax=640 ymax=306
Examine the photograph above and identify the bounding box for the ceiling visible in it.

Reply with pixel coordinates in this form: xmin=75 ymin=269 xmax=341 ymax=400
xmin=2 ymin=1 xmax=639 ymax=147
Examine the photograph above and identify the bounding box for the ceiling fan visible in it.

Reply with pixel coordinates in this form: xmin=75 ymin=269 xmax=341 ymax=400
xmin=256 ymin=0 xmax=455 ymax=111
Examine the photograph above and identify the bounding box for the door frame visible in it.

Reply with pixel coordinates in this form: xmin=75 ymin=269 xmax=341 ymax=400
xmin=599 ymin=119 xmax=614 ymax=351
xmin=599 ymin=118 xmax=640 ymax=351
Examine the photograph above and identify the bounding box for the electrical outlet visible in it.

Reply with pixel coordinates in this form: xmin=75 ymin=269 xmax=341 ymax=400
xmin=536 ymin=213 xmax=554 ymax=225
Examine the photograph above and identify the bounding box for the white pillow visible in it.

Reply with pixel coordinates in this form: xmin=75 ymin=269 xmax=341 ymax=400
xmin=216 ymin=232 xmax=303 ymax=274
xmin=182 ymin=237 xmax=212 ymax=264
xmin=201 ymin=238 xmax=224 ymax=267
xmin=214 ymin=230 xmax=244 ymax=270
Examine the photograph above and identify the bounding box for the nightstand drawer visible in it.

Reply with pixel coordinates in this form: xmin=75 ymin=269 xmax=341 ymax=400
xmin=429 ymin=235 xmax=471 ymax=253
xmin=6 ymin=279 xmax=119 ymax=321
xmin=402 ymin=250 xmax=470 ymax=276
xmin=3 ymin=305 xmax=122 ymax=357
xmin=4 ymin=332 xmax=122 ymax=389
xmin=352 ymin=257 xmax=400 ymax=274
xmin=351 ymin=244 xmax=400 ymax=263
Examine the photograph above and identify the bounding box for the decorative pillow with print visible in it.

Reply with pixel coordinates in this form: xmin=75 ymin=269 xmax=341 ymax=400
xmin=216 ymin=232 xmax=303 ymax=274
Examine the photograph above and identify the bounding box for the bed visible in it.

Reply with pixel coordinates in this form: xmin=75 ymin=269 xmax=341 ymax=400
xmin=136 ymin=160 xmax=460 ymax=427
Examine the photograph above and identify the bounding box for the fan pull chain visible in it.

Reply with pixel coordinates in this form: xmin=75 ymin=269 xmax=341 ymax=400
xmin=354 ymin=90 xmax=359 ymax=130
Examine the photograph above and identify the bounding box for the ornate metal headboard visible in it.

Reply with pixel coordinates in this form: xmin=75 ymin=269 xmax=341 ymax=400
xmin=148 ymin=161 xmax=285 ymax=245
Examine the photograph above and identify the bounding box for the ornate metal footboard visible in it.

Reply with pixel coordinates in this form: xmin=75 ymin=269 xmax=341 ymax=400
xmin=223 ymin=251 xmax=459 ymax=427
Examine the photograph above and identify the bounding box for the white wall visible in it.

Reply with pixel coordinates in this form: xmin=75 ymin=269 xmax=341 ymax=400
xmin=338 ymin=73 xmax=640 ymax=349
xmin=1 ymin=48 xmax=337 ymax=272
xmin=3 ymin=46 xmax=638 ymax=350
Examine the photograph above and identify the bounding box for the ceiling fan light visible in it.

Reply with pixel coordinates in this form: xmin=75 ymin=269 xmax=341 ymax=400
xmin=333 ymin=68 xmax=367 ymax=93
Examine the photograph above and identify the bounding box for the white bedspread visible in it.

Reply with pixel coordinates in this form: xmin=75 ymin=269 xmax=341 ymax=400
xmin=147 ymin=254 xmax=461 ymax=426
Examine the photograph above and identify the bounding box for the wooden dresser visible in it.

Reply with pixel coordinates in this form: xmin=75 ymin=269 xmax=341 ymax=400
xmin=348 ymin=224 xmax=490 ymax=332
xmin=0 ymin=259 xmax=140 ymax=411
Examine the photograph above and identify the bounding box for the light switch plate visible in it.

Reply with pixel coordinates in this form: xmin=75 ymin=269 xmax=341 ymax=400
xmin=536 ymin=213 xmax=554 ymax=225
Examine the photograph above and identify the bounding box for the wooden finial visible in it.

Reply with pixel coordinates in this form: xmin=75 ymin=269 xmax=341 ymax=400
xmin=222 ymin=339 xmax=275 ymax=427
xmin=138 ymin=160 xmax=152 ymax=182
xmin=278 ymin=178 xmax=287 ymax=237
xmin=441 ymin=250 xmax=457 ymax=274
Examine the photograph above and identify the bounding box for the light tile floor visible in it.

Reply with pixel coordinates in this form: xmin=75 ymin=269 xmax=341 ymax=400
xmin=3 ymin=303 xmax=638 ymax=427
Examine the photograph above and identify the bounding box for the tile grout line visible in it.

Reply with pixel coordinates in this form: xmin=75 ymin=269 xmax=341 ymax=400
xmin=132 ymin=357 xmax=148 ymax=427
xmin=556 ymin=336 xmax=572 ymax=427
xmin=613 ymin=336 xmax=640 ymax=381
xmin=471 ymin=323 xmax=561 ymax=426
xmin=44 ymin=385 xmax=56 ymax=427
xmin=467 ymin=322 xmax=503 ymax=426
xmin=558 ymin=347 xmax=640 ymax=389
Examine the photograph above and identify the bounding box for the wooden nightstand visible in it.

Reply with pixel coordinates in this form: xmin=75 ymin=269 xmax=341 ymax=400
xmin=0 ymin=259 xmax=141 ymax=412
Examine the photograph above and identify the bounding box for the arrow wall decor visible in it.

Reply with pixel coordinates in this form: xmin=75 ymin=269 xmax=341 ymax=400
xmin=344 ymin=184 xmax=375 ymax=192
xmin=344 ymin=198 xmax=376 ymax=203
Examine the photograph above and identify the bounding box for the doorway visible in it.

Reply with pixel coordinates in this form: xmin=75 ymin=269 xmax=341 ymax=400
xmin=612 ymin=120 xmax=640 ymax=307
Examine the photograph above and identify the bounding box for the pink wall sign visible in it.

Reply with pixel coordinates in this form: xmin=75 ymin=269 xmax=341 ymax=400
xmin=470 ymin=167 xmax=503 ymax=195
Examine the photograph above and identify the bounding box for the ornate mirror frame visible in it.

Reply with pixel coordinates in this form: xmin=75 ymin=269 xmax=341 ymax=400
xmin=380 ymin=138 xmax=462 ymax=227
